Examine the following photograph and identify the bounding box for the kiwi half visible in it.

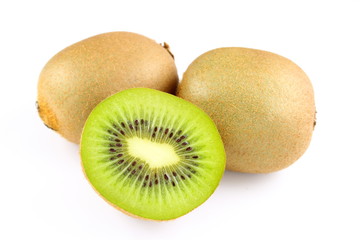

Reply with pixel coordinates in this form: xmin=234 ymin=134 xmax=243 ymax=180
xmin=80 ymin=88 xmax=226 ymax=220
xmin=37 ymin=32 xmax=178 ymax=144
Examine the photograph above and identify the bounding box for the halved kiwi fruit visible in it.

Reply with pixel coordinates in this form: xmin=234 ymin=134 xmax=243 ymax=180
xmin=80 ymin=88 xmax=226 ymax=220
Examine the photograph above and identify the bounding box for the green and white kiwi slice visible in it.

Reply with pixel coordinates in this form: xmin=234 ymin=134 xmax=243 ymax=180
xmin=80 ymin=88 xmax=226 ymax=220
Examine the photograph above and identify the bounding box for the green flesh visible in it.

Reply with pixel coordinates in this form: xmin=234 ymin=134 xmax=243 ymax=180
xmin=80 ymin=88 xmax=226 ymax=220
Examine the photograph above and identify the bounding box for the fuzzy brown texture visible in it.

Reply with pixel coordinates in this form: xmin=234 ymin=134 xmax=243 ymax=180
xmin=37 ymin=32 xmax=179 ymax=143
xmin=177 ymin=47 xmax=315 ymax=173
xmin=37 ymin=100 xmax=58 ymax=131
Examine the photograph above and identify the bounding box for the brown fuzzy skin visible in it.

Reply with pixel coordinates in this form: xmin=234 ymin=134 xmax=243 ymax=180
xmin=37 ymin=32 xmax=178 ymax=143
xmin=177 ymin=47 xmax=316 ymax=173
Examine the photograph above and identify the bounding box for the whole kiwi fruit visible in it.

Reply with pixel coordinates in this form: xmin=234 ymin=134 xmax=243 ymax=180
xmin=37 ymin=32 xmax=178 ymax=143
xmin=177 ymin=47 xmax=316 ymax=173
xmin=80 ymin=88 xmax=226 ymax=220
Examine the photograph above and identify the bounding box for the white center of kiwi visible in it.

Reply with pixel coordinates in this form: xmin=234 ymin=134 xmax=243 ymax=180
xmin=127 ymin=137 xmax=180 ymax=168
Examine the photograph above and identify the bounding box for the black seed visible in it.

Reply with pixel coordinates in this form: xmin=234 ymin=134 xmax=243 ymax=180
xmin=155 ymin=179 xmax=159 ymax=185
xmin=129 ymin=124 xmax=134 ymax=130
xmin=192 ymin=155 xmax=199 ymax=159
xmin=149 ymin=182 xmax=152 ymax=187
xmin=138 ymin=165 xmax=143 ymax=170
xmin=113 ymin=132 xmax=118 ymax=137
xmin=165 ymin=128 xmax=169 ymax=134
xmin=187 ymin=174 xmax=191 ymax=178
xmin=110 ymin=157 xmax=115 ymax=160
xmin=178 ymin=130 xmax=182 ymax=134
xmin=172 ymin=172 xmax=177 ymax=177
xmin=176 ymin=138 xmax=181 ymax=143
xmin=169 ymin=132 xmax=173 ymax=138
xmin=172 ymin=181 xmax=176 ymax=187
xmin=118 ymin=159 xmax=124 ymax=164
xmin=159 ymin=127 xmax=163 ymax=132
xmin=143 ymin=183 xmax=146 ymax=187
xmin=127 ymin=167 xmax=131 ymax=171
xmin=164 ymin=174 xmax=169 ymax=180
xmin=186 ymin=147 xmax=192 ymax=151
xmin=120 ymin=130 xmax=125 ymax=136
xmin=107 ymin=130 xmax=112 ymax=134
xmin=154 ymin=127 xmax=158 ymax=132
xmin=145 ymin=175 xmax=149 ymax=181
xmin=131 ymin=170 xmax=136 ymax=175
xmin=132 ymin=161 xmax=137 ymax=166
xmin=181 ymin=175 xmax=185 ymax=180
xmin=116 ymin=143 xmax=122 ymax=147
xmin=117 ymin=154 xmax=123 ymax=158
xmin=109 ymin=148 xmax=116 ymax=152
xmin=152 ymin=133 xmax=156 ymax=138
xmin=135 ymin=120 xmax=139 ymax=125
xmin=121 ymin=122 xmax=126 ymax=128
xmin=109 ymin=144 xmax=114 ymax=147
xmin=182 ymin=142 xmax=188 ymax=146
xmin=115 ymin=139 xmax=121 ymax=142
xmin=140 ymin=119 xmax=144 ymax=125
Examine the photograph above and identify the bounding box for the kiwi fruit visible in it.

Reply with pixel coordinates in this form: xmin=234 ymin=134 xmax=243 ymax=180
xmin=37 ymin=32 xmax=178 ymax=144
xmin=80 ymin=88 xmax=226 ymax=220
xmin=177 ymin=47 xmax=316 ymax=173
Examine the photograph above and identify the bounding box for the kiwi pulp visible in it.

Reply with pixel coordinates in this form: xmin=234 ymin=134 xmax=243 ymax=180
xmin=80 ymin=88 xmax=226 ymax=220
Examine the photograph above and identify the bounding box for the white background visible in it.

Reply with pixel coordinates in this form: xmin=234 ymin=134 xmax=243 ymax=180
xmin=1 ymin=0 xmax=359 ymax=239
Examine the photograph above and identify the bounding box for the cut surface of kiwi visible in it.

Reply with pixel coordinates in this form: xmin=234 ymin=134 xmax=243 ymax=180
xmin=80 ymin=88 xmax=226 ymax=220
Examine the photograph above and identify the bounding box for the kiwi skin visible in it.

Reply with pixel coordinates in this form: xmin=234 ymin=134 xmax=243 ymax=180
xmin=37 ymin=31 xmax=178 ymax=144
xmin=177 ymin=47 xmax=316 ymax=173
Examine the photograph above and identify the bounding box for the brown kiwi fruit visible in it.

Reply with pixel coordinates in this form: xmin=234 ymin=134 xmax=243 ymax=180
xmin=37 ymin=32 xmax=178 ymax=143
xmin=177 ymin=47 xmax=316 ymax=173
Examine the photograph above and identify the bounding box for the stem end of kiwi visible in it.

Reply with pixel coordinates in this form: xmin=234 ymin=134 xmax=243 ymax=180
xmin=36 ymin=100 xmax=59 ymax=131
xmin=160 ymin=42 xmax=174 ymax=59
